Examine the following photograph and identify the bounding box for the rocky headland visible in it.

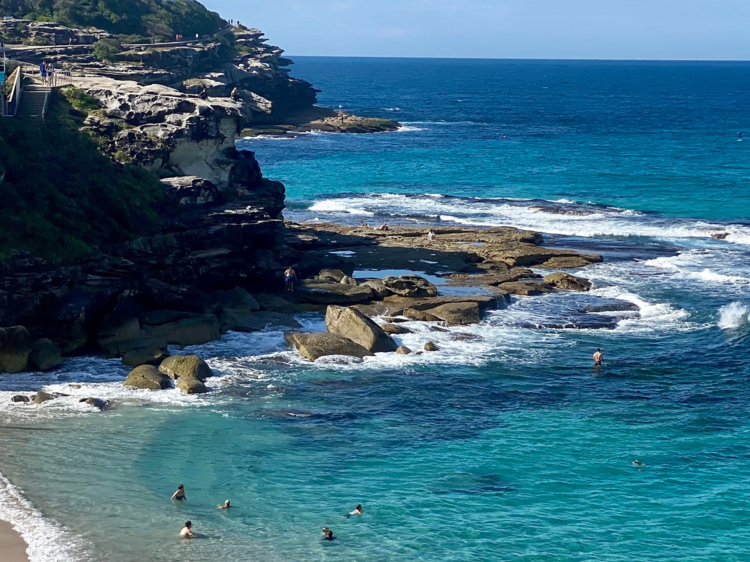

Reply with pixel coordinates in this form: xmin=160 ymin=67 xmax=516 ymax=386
xmin=0 ymin=4 xmax=608 ymax=404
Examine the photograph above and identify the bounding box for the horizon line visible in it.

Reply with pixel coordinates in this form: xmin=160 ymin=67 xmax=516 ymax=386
xmin=287 ymin=55 xmax=750 ymax=63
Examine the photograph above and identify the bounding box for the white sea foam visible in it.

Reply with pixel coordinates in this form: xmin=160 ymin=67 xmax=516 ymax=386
xmin=306 ymin=193 xmax=750 ymax=246
xmin=0 ymin=471 xmax=85 ymax=562
xmin=718 ymin=302 xmax=750 ymax=330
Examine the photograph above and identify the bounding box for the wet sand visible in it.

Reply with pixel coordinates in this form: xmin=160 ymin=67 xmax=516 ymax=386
xmin=0 ymin=520 xmax=29 ymax=562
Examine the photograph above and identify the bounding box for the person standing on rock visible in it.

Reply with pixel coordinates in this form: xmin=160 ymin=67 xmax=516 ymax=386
xmin=427 ymin=230 xmax=436 ymax=241
xmin=593 ymin=348 xmax=603 ymax=367
xmin=284 ymin=267 xmax=297 ymax=293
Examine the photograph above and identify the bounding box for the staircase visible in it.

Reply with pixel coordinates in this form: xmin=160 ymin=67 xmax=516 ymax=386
xmin=16 ymin=85 xmax=50 ymax=119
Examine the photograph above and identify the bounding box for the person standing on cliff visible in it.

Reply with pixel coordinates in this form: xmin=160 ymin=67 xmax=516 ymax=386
xmin=284 ymin=267 xmax=297 ymax=293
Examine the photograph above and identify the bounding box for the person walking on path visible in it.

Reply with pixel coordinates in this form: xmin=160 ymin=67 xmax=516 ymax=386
xmin=39 ymin=61 xmax=47 ymax=85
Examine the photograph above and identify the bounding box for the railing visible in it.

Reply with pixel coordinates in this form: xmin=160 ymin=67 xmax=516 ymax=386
xmin=5 ymin=65 xmax=22 ymax=116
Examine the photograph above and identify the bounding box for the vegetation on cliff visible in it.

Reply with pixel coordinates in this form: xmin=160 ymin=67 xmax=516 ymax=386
xmin=0 ymin=90 xmax=163 ymax=262
xmin=0 ymin=0 xmax=225 ymax=40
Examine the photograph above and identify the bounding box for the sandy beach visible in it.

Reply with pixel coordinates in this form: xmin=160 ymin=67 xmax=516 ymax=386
xmin=0 ymin=520 xmax=29 ymax=562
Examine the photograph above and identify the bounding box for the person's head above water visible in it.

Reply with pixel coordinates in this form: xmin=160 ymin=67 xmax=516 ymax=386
xmin=185 ymin=521 xmax=192 ymax=529
xmin=224 ymin=500 xmax=230 ymax=507
xmin=356 ymin=504 xmax=362 ymax=511
xmin=177 ymin=484 xmax=184 ymax=490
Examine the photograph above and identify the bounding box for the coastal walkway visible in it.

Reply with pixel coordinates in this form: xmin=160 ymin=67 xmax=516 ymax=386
xmin=2 ymin=62 xmax=72 ymax=119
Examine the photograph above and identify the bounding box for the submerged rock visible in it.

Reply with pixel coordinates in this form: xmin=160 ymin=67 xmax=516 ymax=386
xmin=325 ymin=306 xmax=398 ymax=353
xmin=424 ymin=342 xmax=440 ymax=352
xmin=32 ymin=391 xmax=55 ymax=404
xmin=11 ymin=395 xmax=30 ymax=403
xmin=396 ymin=346 xmax=412 ymax=355
xmin=284 ymin=332 xmax=374 ymax=362
xmin=79 ymin=397 xmax=108 ymax=410
xmin=125 ymin=365 xmax=172 ymax=391
xmin=158 ymin=355 xmax=213 ymax=381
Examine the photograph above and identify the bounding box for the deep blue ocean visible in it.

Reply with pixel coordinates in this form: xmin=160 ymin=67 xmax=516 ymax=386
xmin=3 ymin=58 xmax=750 ymax=562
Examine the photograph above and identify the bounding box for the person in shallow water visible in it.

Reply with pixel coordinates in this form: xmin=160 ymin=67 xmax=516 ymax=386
xmin=218 ymin=500 xmax=231 ymax=509
xmin=180 ymin=521 xmax=195 ymax=538
xmin=171 ymin=484 xmax=187 ymax=500
xmin=284 ymin=266 xmax=297 ymax=292
xmin=593 ymin=348 xmax=603 ymax=366
xmin=347 ymin=504 xmax=363 ymax=517
xmin=322 ymin=529 xmax=335 ymax=541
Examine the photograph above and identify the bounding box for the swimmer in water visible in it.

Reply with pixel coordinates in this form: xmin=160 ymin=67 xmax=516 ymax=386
xmin=593 ymin=348 xmax=603 ymax=367
xmin=347 ymin=504 xmax=363 ymax=518
xmin=218 ymin=500 xmax=231 ymax=509
xmin=171 ymin=484 xmax=187 ymax=500
xmin=323 ymin=529 xmax=335 ymax=541
xmin=740 ymin=132 xmax=743 ymax=141
xmin=632 ymin=460 xmax=646 ymax=467
xmin=180 ymin=521 xmax=195 ymax=538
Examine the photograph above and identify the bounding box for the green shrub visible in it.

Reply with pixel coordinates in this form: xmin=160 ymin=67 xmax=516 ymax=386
xmin=93 ymin=37 xmax=123 ymax=61
xmin=0 ymin=91 xmax=163 ymax=263
xmin=60 ymin=86 xmax=100 ymax=112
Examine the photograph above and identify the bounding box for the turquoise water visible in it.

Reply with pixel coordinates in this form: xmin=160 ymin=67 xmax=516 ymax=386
xmin=3 ymin=59 xmax=750 ymax=561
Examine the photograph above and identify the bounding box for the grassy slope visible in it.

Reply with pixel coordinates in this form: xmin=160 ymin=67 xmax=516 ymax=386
xmin=0 ymin=0 xmax=225 ymax=40
xmin=0 ymin=90 xmax=164 ymax=262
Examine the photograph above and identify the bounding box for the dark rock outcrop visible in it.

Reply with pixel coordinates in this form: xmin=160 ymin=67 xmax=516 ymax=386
xmin=28 ymin=339 xmax=63 ymax=371
xmin=424 ymin=302 xmax=481 ymax=326
xmin=382 ymin=276 xmax=438 ymax=298
xmin=0 ymin=326 xmax=33 ymax=374
xmin=297 ymin=282 xmax=373 ymax=305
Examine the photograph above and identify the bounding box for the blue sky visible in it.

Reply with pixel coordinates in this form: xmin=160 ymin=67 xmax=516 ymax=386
xmin=203 ymin=1 xmax=750 ymax=60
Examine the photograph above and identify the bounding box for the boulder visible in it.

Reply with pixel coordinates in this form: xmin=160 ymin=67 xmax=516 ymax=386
xmin=143 ymin=314 xmax=220 ymax=347
xmin=424 ymin=342 xmax=440 ymax=352
xmin=360 ymin=279 xmax=392 ymax=299
xmin=0 ymin=326 xmax=33 ymax=374
xmin=543 ymin=273 xmax=592 ymax=292
xmin=158 ymin=355 xmax=213 ymax=381
xmin=32 ymin=391 xmax=55 ymax=404
xmin=124 ymin=365 xmax=172 ymax=391
xmin=497 ymin=281 xmax=556 ymax=296
xmin=79 ymin=397 xmax=108 ymax=410
xmin=284 ymin=332 xmax=374 ymax=362
xmin=176 ymin=377 xmax=207 ymax=395
xmin=220 ymin=309 xmax=301 ymax=333
xmin=382 ymin=324 xmax=413 ymax=335
xmin=213 ymin=287 xmax=260 ymax=313
xmin=403 ymin=309 xmax=442 ymax=322
xmin=325 ymin=306 xmax=398 ymax=353
xmin=424 ymin=302 xmax=481 ymax=326
xmin=12 ymin=395 xmax=30 ymax=403
xmin=382 ymin=276 xmax=438 ymax=298
xmin=296 ymin=283 xmax=374 ymax=305
xmin=396 ymin=346 xmax=412 ymax=355
xmin=28 ymin=338 xmax=62 ymax=371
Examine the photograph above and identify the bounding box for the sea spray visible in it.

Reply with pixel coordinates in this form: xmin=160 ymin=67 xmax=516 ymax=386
xmin=718 ymin=302 xmax=750 ymax=330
